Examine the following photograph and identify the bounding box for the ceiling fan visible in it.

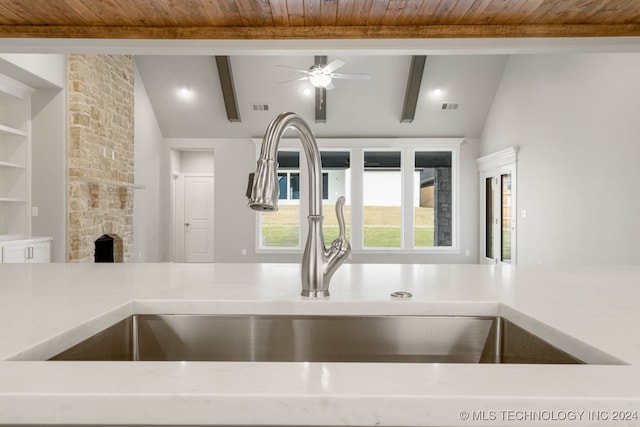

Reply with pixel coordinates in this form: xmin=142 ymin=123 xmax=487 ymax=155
xmin=277 ymin=59 xmax=371 ymax=90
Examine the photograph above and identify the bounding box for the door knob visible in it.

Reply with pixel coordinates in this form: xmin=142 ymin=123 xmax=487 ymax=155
xmin=185 ymin=223 xmax=190 ymax=227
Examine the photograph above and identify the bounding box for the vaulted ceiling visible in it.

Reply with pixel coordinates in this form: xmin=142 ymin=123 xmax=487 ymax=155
xmin=135 ymin=54 xmax=507 ymax=139
xmin=0 ymin=0 xmax=639 ymax=39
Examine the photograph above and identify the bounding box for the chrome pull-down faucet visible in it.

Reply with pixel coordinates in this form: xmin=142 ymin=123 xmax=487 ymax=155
xmin=246 ymin=112 xmax=351 ymax=298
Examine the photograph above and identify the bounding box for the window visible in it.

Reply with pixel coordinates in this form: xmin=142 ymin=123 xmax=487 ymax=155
xmin=320 ymin=151 xmax=350 ymax=246
xmin=485 ymin=177 xmax=493 ymax=259
xmin=260 ymin=151 xmax=300 ymax=248
xmin=277 ymin=172 xmax=299 ymax=200
xmin=322 ymin=173 xmax=329 ymax=200
xmin=255 ymin=139 xmax=460 ymax=253
xmin=501 ymin=173 xmax=512 ymax=263
xmin=363 ymin=151 xmax=402 ymax=247
xmin=414 ymin=151 xmax=452 ymax=247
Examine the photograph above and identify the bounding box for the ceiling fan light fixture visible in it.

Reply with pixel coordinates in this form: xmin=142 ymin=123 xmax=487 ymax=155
xmin=309 ymin=73 xmax=332 ymax=88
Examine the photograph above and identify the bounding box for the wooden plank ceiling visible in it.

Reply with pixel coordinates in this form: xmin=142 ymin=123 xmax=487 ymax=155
xmin=0 ymin=0 xmax=639 ymax=39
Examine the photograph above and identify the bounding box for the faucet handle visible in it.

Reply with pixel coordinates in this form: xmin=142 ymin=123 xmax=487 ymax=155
xmin=324 ymin=196 xmax=351 ymax=283
xmin=334 ymin=196 xmax=348 ymax=244
xmin=331 ymin=196 xmax=351 ymax=252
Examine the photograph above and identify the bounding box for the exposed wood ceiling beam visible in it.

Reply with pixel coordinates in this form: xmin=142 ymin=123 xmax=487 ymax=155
xmin=315 ymin=55 xmax=326 ymax=124
xmin=214 ymin=56 xmax=240 ymax=123
xmin=401 ymin=55 xmax=426 ymax=124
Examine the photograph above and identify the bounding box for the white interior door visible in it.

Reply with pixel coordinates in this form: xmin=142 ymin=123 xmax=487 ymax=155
xmin=184 ymin=176 xmax=214 ymax=263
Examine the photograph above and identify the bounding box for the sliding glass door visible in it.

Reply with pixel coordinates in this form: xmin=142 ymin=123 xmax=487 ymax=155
xmin=477 ymin=148 xmax=517 ymax=265
xmin=481 ymin=172 xmax=514 ymax=264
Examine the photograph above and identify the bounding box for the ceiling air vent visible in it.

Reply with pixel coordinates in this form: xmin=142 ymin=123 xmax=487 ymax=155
xmin=252 ymin=103 xmax=270 ymax=112
xmin=441 ymin=102 xmax=459 ymax=110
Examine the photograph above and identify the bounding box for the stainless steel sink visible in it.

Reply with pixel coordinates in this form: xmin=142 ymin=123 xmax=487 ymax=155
xmin=49 ymin=315 xmax=588 ymax=364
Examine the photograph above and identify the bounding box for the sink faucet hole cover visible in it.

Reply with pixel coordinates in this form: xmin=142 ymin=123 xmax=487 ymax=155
xmin=391 ymin=291 xmax=413 ymax=299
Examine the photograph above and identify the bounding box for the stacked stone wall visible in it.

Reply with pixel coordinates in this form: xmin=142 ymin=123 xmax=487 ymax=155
xmin=67 ymin=55 xmax=134 ymax=262
xmin=434 ymin=167 xmax=452 ymax=246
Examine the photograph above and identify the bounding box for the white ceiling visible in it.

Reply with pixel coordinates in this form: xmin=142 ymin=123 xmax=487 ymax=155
xmin=135 ymin=54 xmax=507 ymax=139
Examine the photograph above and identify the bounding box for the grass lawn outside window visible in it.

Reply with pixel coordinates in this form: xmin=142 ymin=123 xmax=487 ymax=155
xmin=261 ymin=205 xmax=435 ymax=247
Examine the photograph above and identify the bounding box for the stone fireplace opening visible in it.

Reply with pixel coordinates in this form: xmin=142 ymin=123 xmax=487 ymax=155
xmin=94 ymin=234 xmax=123 ymax=263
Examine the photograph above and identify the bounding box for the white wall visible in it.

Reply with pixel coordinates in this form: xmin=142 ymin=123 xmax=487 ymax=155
xmin=163 ymin=138 xmax=263 ymax=263
xmin=31 ymin=88 xmax=66 ymax=262
xmin=363 ymin=171 xmax=402 ymax=206
xmin=178 ymin=150 xmax=215 ymax=174
xmin=0 ymin=54 xmax=66 ymax=88
xmin=325 ymin=169 xmax=346 ymax=205
xmin=481 ymin=53 xmax=640 ymax=265
xmin=133 ymin=64 xmax=163 ymax=262
xmin=361 ymin=171 xmax=425 ymax=207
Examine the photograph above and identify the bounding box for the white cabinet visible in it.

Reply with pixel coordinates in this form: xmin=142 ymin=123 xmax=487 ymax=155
xmin=1 ymin=244 xmax=26 ymax=263
xmin=29 ymin=241 xmax=51 ymax=263
xmin=0 ymin=73 xmax=33 ymax=238
xmin=0 ymin=238 xmax=51 ymax=263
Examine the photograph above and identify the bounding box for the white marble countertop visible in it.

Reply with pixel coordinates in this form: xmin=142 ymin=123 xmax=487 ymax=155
xmin=0 ymin=262 xmax=639 ymax=426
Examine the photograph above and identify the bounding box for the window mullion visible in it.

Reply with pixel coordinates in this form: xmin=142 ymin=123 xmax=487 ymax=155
xmin=286 ymin=172 xmax=290 ymax=200
xmin=299 ymin=154 xmax=309 ymax=250
xmin=350 ymin=149 xmax=364 ymax=250
xmin=402 ymin=148 xmax=415 ymax=249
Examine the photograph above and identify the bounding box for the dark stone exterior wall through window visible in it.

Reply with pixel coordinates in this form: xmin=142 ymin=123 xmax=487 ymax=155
xmin=434 ymin=167 xmax=452 ymax=246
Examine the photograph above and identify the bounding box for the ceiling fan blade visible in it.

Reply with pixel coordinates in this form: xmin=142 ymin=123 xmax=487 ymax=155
xmin=330 ymin=72 xmax=372 ymax=80
xmin=324 ymin=81 xmax=335 ymax=91
xmin=322 ymin=59 xmax=346 ymax=73
xmin=277 ymin=76 xmax=309 ymax=84
xmin=276 ymin=64 xmax=310 ymax=74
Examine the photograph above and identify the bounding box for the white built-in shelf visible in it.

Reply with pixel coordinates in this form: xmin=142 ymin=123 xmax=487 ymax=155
xmin=0 ymin=72 xmax=32 ymax=237
xmin=0 ymin=161 xmax=25 ymax=169
xmin=0 ymin=124 xmax=27 ymax=137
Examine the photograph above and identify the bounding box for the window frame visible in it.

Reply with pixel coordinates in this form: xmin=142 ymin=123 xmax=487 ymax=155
xmin=255 ymin=148 xmax=302 ymax=251
xmin=361 ymin=148 xmax=405 ymax=249
xmin=252 ymin=138 xmax=463 ymax=254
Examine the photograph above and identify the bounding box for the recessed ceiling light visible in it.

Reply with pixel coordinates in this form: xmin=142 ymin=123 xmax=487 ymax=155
xmin=177 ymin=85 xmax=194 ymax=100
xmin=303 ymin=88 xmax=312 ymax=96
xmin=430 ymin=87 xmax=445 ymax=99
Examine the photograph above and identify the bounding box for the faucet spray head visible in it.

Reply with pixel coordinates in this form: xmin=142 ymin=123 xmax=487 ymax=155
xmin=247 ymin=159 xmax=279 ymax=212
